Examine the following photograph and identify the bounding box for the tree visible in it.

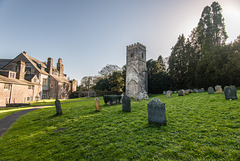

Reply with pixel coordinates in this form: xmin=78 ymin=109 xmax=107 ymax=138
xmin=80 ymin=76 xmax=94 ymax=91
xmin=98 ymin=64 xmax=121 ymax=77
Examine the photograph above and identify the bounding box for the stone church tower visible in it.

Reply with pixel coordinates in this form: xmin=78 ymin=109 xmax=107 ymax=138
xmin=126 ymin=42 xmax=148 ymax=98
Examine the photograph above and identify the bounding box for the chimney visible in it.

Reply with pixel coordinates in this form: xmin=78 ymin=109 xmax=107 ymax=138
xmin=57 ymin=58 xmax=63 ymax=77
xmin=47 ymin=58 xmax=53 ymax=75
xmin=17 ymin=61 xmax=25 ymax=80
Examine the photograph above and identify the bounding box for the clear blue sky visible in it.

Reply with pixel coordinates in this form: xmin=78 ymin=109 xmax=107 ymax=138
xmin=0 ymin=0 xmax=240 ymax=83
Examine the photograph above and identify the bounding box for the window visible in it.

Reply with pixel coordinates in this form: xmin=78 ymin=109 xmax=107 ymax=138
xmin=42 ymin=90 xmax=49 ymax=99
xmin=26 ymin=97 xmax=32 ymax=102
xmin=131 ymin=53 xmax=134 ymax=57
xmin=34 ymin=78 xmax=37 ymax=83
xmin=9 ymin=72 xmax=15 ymax=78
xmin=142 ymin=53 xmax=144 ymax=59
xmin=42 ymin=78 xmax=48 ymax=86
xmin=4 ymin=84 xmax=10 ymax=90
xmin=28 ymin=85 xmax=33 ymax=90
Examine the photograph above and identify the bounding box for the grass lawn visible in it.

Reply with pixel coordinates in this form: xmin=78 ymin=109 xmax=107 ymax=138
xmin=0 ymin=92 xmax=239 ymax=160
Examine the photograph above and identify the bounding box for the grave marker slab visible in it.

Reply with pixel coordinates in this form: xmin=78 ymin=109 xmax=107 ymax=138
xmin=147 ymin=98 xmax=166 ymax=126
xmin=122 ymin=95 xmax=131 ymax=112
xmin=208 ymin=87 xmax=214 ymax=94
xmin=224 ymin=86 xmax=237 ymax=100
xmin=55 ymin=99 xmax=62 ymax=115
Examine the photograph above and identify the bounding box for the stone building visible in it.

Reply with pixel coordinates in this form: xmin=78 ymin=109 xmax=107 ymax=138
xmin=126 ymin=42 xmax=148 ymax=98
xmin=0 ymin=51 xmax=76 ymax=106
xmin=0 ymin=72 xmax=41 ymax=107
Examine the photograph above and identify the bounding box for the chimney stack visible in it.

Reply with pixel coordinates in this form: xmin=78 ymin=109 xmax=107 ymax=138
xmin=47 ymin=58 xmax=53 ymax=75
xmin=57 ymin=58 xmax=63 ymax=77
xmin=17 ymin=61 xmax=25 ymax=80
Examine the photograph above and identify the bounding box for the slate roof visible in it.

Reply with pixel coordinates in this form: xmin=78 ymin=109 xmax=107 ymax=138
xmin=0 ymin=59 xmax=12 ymax=69
xmin=51 ymin=75 xmax=70 ymax=84
xmin=0 ymin=75 xmax=39 ymax=85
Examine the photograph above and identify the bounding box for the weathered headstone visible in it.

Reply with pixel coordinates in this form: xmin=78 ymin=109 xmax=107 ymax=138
xmin=147 ymin=98 xmax=166 ymax=126
xmin=178 ymin=90 xmax=184 ymax=96
xmin=163 ymin=91 xmax=166 ymax=95
xmin=166 ymin=90 xmax=171 ymax=98
xmin=143 ymin=91 xmax=149 ymax=100
xmin=122 ymin=95 xmax=131 ymax=112
xmin=138 ymin=92 xmax=144 ymax=100
xmin=215 ymin=85 xmax=223 ymax=94
xmin=224 ymin=86 xmax=237 ymax=100
xmin=208 ymin=87 xmax=214 ymax=94
xmin=184 ymin=90 xmax=189 ymax=95
xmin=199 ymin=88 xmax=204 ymax=93
xmin=55 ymin=99 xmax=62 ymax=115
xmin=95 ymin=98 xmax=100 ymax=111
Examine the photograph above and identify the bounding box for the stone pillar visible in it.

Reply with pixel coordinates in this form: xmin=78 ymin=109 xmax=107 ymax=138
xmin=147 ymin=98 xmax=166 ymax=126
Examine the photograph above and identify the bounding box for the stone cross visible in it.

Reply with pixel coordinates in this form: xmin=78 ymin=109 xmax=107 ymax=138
xmin=122 ymin=95 xmax=131 ymax=112
xmin=147 ymin=98 xmax=167 ymax=126
xmin=208 ymin=87 xmax=214 ymax=94
xmin=55 ymin=99 xmax=62 ymax=115
xmin=224 ymin=86 xmax=237 ymax=100
xmin=95 ymin=98 xmax=100 ymax=111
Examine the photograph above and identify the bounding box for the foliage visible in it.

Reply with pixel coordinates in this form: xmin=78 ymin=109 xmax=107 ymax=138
xmin=98 ymin=64 xmax=121 ymax=77
xmin=168 ymin=2 xmax=240 ymax=89
xmin=0 ymin=92 xmax=240 ymax=160
xmin=94 ymin=65 xmax=125 ymax=93
xmin=147 ymin=57 xmax=172 ymax=94
xmin=103 ymin=95 xmax=122 ymax=105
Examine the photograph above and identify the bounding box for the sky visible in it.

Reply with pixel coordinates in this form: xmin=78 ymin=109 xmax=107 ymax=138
xmin=0 ymin=0 xmax=240 ymax=84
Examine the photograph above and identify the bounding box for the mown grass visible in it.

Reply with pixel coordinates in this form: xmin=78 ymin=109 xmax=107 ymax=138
xmin=0 ymin=92 xmax=239 ymax=160
xmin=0 ymin=97 xmax=94 ymax=120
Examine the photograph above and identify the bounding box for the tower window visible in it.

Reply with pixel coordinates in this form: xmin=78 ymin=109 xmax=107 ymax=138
xmin=142 ymin=53 xmax=144 ymax=59
xmin=131 ymin=53 xmax=134 ymax=57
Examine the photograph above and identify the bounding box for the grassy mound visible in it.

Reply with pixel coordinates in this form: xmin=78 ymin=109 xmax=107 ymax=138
xmin=0 ymin=92 xmax=239 ymax=160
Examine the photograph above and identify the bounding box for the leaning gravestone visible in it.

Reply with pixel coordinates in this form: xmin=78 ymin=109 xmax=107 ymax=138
xmin=178 ymin=90 xmax=184 ymax=96
xmin=208 ymin=87 xmax=214 ymax=94
xmin=224 ymin=86 xmax=237 ymax=100
xmin=55 ymin=99 xmax=62 ymax=115
xmin=147 ymin=98 xmax=166 ymax=126
xmin=122 ymin=95 xmax=131 ymax=112
xmin=215 ymin=85 xmax=223 ymax=94
xmin=166 ymin=90 xmax=171 ymax=98
xmin=95 ymin=98 xmax=100 ymax=111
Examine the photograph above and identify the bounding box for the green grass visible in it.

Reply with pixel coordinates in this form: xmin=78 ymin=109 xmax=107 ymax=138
xmin=0 ymin=92 xmax=240 ymax=160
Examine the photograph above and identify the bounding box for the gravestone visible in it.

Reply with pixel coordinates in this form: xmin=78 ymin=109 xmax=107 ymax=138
xmin=55 ymin=99 xmax=62 ymax=115
xmin=215 ymin=85 xmax=223 ymax=94
xmin=138 ymin=92 xmax=144 ymax=100
xmin=199 ymin=88 xmax=204 ymax=93
xmin=143 ymin=91 xmax=149 ymax=100
xmin=208 ymin=87 xmax=214 ymax=94
xmin=163 ymin=91 xmax=166 ymax=95
xmin=147 ymin=98 xmax=166 ymax=126
xmin=166 ymin=90 xmax=171 ymax=98
xmin=122 ymin=95 xmax=131 ymax=112
xmin=178 ymin=90 xmax=184 ymax=96
xmin=224 ymin=86 xmax=237 ymax=100
xmin=95 ymin=98 xmax=100 ymax=111
xmin=184 ymin=90 xmax=189 ymax=95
